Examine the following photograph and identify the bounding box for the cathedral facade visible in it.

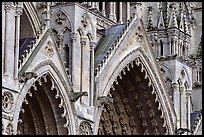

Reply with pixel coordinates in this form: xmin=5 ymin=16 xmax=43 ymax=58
xmin=2 ymin=2 xmax=202 ymax=135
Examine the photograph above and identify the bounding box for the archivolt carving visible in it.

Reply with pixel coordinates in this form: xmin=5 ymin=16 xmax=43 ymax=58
xmin=2 ymin=91 xmax=14 ymax=113
xmin=18 ymin=73 xmax=71 ymax=133
xmin=32 ymin=60 xmax=72 ymax=91
xmin=107 ymin=57 xmax=167 ymax=133
xmin=79 ymin=121 xmax=93 ymax=135
xmin=98 ymin=47 xmax=175 ymax=134
xmin=5 ymin=122 xmax=13 ymax=135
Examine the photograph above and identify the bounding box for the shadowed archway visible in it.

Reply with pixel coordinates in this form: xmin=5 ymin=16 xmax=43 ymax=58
xmin=17 ymin=74 xmax=68 ymax=135
xmin=98 ymin=61 xmax=167 ymax=135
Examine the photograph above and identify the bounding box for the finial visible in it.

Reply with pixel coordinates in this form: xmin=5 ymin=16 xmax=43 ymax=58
xmin=147 ymin=6 xmax=153 ymax=30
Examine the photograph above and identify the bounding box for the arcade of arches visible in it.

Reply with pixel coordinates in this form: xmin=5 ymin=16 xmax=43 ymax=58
xmin=16 ymin=64 xmax=166 ymax=135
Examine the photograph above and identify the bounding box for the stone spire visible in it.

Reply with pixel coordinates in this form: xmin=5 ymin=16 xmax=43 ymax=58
xmin=179 ymin=3 xmax=184 ymax=32
xmin=157 ymin=3 xmax=165 ymax=29
xmin=183 ymin=12 xmax=189 ymax=34
xmin=168 ymin=3 xmax=178 ymax=28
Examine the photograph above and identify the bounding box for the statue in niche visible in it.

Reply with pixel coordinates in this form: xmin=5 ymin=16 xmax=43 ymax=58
xmin=98 ymin=124 xmax=104 ymax=135
xmin=101 ymin=111 xmax=109 ymax=123
xmin=136 ymin=103 xmax=142 ymax=111
xmin=114 ymin=96 xmax=125 ymax=116
xmin=149 ymin=109 xmax=155 ymax=118
xmin=151 ymin=118 xmax=158 ymax=127
xmin=124 ymin=104 xmax=132 ymax=117
xmin=112 ymin=120 xmax=121 ymax=135
xmin=129 ymin=115 xmax=136 ymax=128
xmin=103 ymin=121 xmax=113 ymax=135
xmin=57 ymin=35 xmax=64 ymax=51
xmin=121 ymin=124 xmax=131 ymax=135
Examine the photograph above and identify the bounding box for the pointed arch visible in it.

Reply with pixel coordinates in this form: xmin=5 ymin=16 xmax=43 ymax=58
xmin=94 ymin=47 xmax=176 ymax=135
xmin=77 ymin=28 xmax=84 ymax=36
xmin=51 ymin=9 xmax=73 ymax=32
xmin=179 ymin=67 xmax=192 ymax=88
xmin=79 ymin=12 xmax=95 ymax=40
xmin=23 ymin=2 xmax=41 ymax=36
xmin=13 ymin=60 xmax=76 ymax=135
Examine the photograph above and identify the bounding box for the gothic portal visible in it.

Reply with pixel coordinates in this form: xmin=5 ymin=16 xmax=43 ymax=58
xmin=2 ymin=2 xmax=202 ymax=135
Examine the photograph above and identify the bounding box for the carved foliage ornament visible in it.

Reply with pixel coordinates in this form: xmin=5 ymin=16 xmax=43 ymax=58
xmin=5 ymin=123 xmax=13 ymax=135
xmin=79 ymin=121 xmax=93 ymax=135
xmin=55 ymin=11 xmax=66 ymax=26
xmin=45 ymin=41 xmax=54 ymax=57
xmin=2 ymin=91 xmax=14 ymax=112
xmin=81 ymin=14 xmax=88 ymax=28
xmin=135 ymin=27 xmax=144 ymax=44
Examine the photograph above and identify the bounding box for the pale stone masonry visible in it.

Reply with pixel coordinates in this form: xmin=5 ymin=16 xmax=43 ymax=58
xmin=2 ymin=2 xmax=202 ymax=135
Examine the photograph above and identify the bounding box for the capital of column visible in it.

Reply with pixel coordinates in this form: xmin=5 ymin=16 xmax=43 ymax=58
xmin=71 ymin=33 xmax=77 ymax=42
xmin=80 ymin=36 xmax=87 ymax=47
xmin=171 ymin=83 xmax=179 ymax=91
xmin=186 ymin=89 xmax=192 ymax=97
xmin=90 ymin=41 xmax=96 ymax=49
xmin=15 ymin=5 xmax=23 ymax=16
xmin=179 ymin=86 xmax=185 ymax=95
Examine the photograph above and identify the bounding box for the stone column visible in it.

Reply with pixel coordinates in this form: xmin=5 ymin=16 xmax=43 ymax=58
xmin=91 ymin=2 xmax=95 ymax=9
xmin=3 ymin=3 xmax=13 ymax=76
xmin=171 ymin=83 xmax=180 ymax=128
xmin=179 ymin=86 xmax=187 ymax=128
xmin=14 ymin=4 xmax=23 ymax=84
xmin=88 ymin=2 xmax=92 ymax=7
xmin=80 ymin=36 xmax=87 ymax=94
xmin=118 ymin=2 xmax=123 ymax=24
xmin=127 ymin=2 xmax=130 ymax=21
xmin=71 ymin=33 xmax=77 ymax=86
xmin=2 ymin=4 xmax=5 ymax=75
xmin=90 ymin=41 xmax=96 ymax=106
xmin=186 ymin=89 xmax=192 ymax=134
xmin=102 ymin=2 xmax=106 ymax=16
xmin=109 ymin=2 xmax=114 ymax=21
xmin=135 ymin=2 xmax=142 ymax=18
xmin=95 ymin=2 xmax=99 ymax=10
xmin=113 ymin=2 xmax=117 ymax=22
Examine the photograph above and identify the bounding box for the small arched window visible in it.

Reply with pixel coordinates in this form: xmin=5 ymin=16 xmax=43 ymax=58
xmin=182 ymin=45 xmax=185 ymax=56
xmin=199 ymin=67 xmax=202 ymax=82
xmin=160 ymin=40 xmax=163 ymax=56
xmin=170 ymin=38 xmax=173 ymax=55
